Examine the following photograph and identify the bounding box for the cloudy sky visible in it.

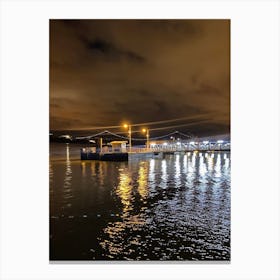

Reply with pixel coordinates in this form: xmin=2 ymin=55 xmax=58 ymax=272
xmin=50 ymin=20 xmax=230 ymax=136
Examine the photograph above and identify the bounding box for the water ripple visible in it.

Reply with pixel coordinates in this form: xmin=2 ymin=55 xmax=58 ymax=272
xmin=50 ymin=146 xmax=230 ymax=261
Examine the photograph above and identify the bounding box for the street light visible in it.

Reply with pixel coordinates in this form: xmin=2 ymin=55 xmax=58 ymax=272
xmin=123 ymin=124 xmax=132 ymax=153
xmin=142 ymin=128 xmax=149 ymax=150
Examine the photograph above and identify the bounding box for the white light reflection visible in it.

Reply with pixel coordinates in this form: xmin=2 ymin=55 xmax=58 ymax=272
xmin=161 ymin=160 xmax=168 ymax=187
xmin=149 ymin=158 xmax=155 ymax=183
xmin=199 ymin=155 xmax=207 ymax=177
xmin=183 ymin=154 xmax=188 ymax=173
xmin=191 ymin=152 xmax=196 ymax=168
xmin=224 ymin=156 xmax=230 ymax=170
xmin=214 ymin=153 xmax=222 ymax=177
xmin=175 ymin=154 xmax=181 ymax=185
xmin=207 ymin=156 xmax=214 ymax=171
xmin=186 ymin=152 xmax=195 ymax=178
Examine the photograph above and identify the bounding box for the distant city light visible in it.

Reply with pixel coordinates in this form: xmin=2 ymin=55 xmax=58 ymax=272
xmin=217 ymin=140 xmax=224 ymax=144
xmin=163 ymin=142 xmax=168 ymax=146
xmin=59 ymin=134 xmax=72 ymax=139
xmin=203 ymin=141 xmax=209 ymax=144
xmin=176 ymin=142 xmax=181 ymax=145
xmin=189 ymin=142 xmax=195 ymax=145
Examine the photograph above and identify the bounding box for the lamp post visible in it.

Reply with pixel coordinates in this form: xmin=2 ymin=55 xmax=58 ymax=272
xmin=124 ymin=124 xmax=132 ymax=153
xmin=142 ymin=128 xmax=149 ymax=150
xmin=100 ymin=137 xmax=103 ymax=153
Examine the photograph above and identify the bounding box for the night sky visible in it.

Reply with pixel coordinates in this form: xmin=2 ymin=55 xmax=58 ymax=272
xmin=50 ymin=20 xmax=230 ymax=137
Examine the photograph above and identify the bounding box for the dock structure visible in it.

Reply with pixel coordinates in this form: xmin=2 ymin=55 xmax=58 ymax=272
xmin=80 ymin=139 xmax=230 ymax=161
xmin=81 ymin=140 xmax=129 ymax=161
xmin=81 ymin=151 xmax=128 ymax=161
xmin=77 ymin=129 xmax=230 ymax=161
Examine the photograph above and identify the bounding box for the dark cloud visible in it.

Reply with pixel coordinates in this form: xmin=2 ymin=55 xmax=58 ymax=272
xmin=50 ymin=19 xmax=230 ymax=136
xmin=84 ymin=38 xmax=146 ymax=63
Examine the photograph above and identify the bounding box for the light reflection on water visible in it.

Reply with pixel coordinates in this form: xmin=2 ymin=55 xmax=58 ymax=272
xmin=161 ymin=160 xmax=168 ymax=188
xmin=63 ymin=145 xmax=73 ymax=209
xmin=116 ymin=170 xmax=132 ymax=213
xmin=137 ymin=161 xmax=149 ymax=200
xmin=50 ymin=144 xmax=230 ymax=261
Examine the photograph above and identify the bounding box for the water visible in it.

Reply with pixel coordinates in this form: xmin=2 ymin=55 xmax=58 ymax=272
xmin=50 ymin=143 xmax=230 ymax=261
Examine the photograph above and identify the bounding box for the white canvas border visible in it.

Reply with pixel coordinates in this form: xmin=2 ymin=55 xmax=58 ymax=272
xmin=0 ymin=0 xmax=279 ymax=279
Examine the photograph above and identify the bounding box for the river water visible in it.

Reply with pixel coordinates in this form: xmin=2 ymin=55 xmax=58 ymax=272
xmin=50 ymin=143 xmax=230 ymax=261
